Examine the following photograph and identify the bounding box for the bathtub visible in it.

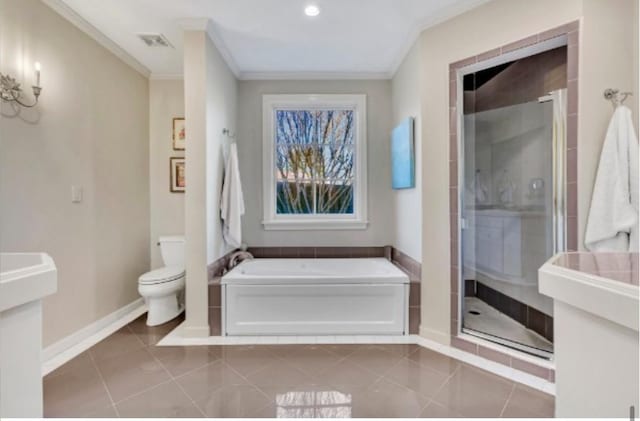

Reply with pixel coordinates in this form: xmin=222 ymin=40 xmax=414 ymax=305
xmin=221 ymin=258 xmax=410 ymax=336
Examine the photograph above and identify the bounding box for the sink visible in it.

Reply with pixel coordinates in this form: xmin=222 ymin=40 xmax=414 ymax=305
xmin=0 ymin=252 xmax=57 ymax=417
xmin=0 ymin=252 xmax=57 ymax=312
xmin=539 ymin=252 xmax=639 ymax=417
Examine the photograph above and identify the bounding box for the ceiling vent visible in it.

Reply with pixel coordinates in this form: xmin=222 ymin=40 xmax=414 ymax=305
xmin=137 ymin=33 xmax=173 ymax=48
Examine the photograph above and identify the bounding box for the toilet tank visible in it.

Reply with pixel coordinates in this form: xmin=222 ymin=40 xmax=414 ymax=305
xmin=158 ymin=236 xmax=185 ymax=267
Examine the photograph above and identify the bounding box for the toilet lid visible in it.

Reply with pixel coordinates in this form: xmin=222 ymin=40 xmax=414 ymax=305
xmin=139 ymin=266 xmax=185 ymax=285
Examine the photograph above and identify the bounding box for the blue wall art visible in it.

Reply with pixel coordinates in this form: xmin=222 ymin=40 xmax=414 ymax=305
xmin=391 ymin=117 xmax=415 ymax=189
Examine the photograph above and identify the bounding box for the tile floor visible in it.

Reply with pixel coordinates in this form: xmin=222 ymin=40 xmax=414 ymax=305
xmin=44 ymin=314 xmax=555 ymax=418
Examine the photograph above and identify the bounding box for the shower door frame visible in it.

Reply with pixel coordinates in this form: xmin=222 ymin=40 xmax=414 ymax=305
xmin=448 ymin=22 xmax=580 ymax=379
xmin=460 ymin=92 xmax=562 ymax=359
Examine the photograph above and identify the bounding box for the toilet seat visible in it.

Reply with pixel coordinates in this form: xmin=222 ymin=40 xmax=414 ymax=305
xmin=139 ymin=266 xmax=185 ymax=285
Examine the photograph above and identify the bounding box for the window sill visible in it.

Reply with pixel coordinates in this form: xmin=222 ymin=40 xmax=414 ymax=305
xmin=262 ymin=220 xmax=368 ymax=231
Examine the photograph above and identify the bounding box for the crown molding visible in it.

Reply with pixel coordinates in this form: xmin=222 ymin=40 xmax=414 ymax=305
xmin=176 ymin=17 xmax=211 ymax=31
xmin=41 ymin=0 xmax=151 ymax=77
xmin=178 ymin=18 xmax=241 ymax=78
xmin=239 ymin=71 xmax=392 ymax=81
xmin=149 ymin=73 xmax=183 ymax=80
xmin=43 ymin=1 xmax=492 ymax=82
xmin=389 ymin=0 xmax=493 ymax=78
xmin=151 ymin=70 xmax=392 ymax=82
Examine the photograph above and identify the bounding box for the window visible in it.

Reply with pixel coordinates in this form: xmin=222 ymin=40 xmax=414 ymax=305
xmin=262 ymin=94 xmax=367 ymax=230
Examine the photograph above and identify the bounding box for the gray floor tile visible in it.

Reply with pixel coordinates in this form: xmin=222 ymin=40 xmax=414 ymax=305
xmin=245 ymin=360 xmax=311 ymax=388
xmin=115 ymin=381 xmax=203 ymax=418
xmin=383 ymin=358 xmax=451 ymax=398
xmin=279 ymin=345 xmax=344 ymax=377
xmin=255 ymin=384 xmax=354 ymax=418
xmin=149 ymin=345 xmax=220 ymax=377
xmin=406 ymin=345 xmax=462 ymax=375
xmin=89 ymin=326 xmax=145 ymax=362
xmin=343 ymin=345 xmax=406 ymax=376
xmin=43 ymin=313 xmax=556 ymax=419
xmin=194 ymin=384 xmax=272 ymax=418
xmin=43 ymin=358 xmax=112 ymax=417
xmin=420 ymin=401 xmax=464 ymax=418
xmin=220 ymin=345 xmax=280 ymax=377
xmin=351 ymin=378 xmax=430 ymax=418
xmin=314 ymin=359 xmax=382 ymax=389
xmin=432 ymin=364 xmax=514 ymax=417
xmin=176 ymin=360 xmax=247 ymax=403
xmin=44 ymin=351 xmax=94 ymax=379
xmin=95 ymin=347 xmax=171 ymax=403
xmin=501 ymin=384 xmax=555 ymax=418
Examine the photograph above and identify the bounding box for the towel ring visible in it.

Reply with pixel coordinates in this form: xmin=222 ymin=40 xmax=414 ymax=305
xmin=604 ymin=88 xmax=633 ymax=108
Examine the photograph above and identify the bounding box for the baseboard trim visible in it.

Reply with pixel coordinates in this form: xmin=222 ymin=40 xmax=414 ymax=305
xmin=413 ymin=335 xmax=555 ymax=395
xmin=419 ymin=326 xmax=450 ymax=345
xmin=181 ymin=325 xmax=211 ymax=338
xmin=42 ymin=298 xmax=146 ymax=376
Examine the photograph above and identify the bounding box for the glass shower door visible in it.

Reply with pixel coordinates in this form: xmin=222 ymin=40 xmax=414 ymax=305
xmin=460 ymin=95 xmax=562 ymax=358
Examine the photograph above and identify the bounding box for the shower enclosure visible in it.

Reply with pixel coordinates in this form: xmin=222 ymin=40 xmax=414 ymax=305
xmin=458 ymin=45 xmax=568 ymax=359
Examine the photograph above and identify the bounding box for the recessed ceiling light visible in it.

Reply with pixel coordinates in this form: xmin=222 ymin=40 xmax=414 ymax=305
xmin=304 ymin=4 xmax=320 ymax=17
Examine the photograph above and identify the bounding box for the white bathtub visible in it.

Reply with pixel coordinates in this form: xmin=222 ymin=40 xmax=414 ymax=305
xmin=221 ymin=258 xmax=410 ymax=336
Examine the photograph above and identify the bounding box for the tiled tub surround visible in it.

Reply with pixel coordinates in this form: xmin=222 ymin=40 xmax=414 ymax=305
xmin=449 ymin=21 xmax=580 ymax=381
xmin=43 ymin=314 xmax=554 ymax=418
xmin=208 ymin=246 xmax=421 ymax=336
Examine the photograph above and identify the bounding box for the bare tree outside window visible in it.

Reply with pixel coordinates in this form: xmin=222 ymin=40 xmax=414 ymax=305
xmin=275 ymin=109 xmax=355 ymax=214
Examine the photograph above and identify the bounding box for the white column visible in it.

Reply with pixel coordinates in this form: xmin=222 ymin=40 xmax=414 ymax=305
xmin=181 ymin=19 xmax=238 ymax=337
xmin=182 ymin=29 xmax=210 ymax=337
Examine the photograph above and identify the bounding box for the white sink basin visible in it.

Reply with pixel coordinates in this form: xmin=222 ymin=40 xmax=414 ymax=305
xmin=0 ymin=253 xmax=57 ymax=312
xmin=0 ymin=252 xmax=57 ymax=417
xmin=539 ymin=252 xmax=639 ymax=417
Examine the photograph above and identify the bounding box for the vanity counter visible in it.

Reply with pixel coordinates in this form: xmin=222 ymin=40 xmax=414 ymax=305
xmin=0 ymin=253 xmax=57 ymax=418
xmin=539 ymin=252 xmax=638 ymax=418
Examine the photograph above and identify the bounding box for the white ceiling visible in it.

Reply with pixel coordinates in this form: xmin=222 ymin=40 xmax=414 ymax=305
xmin=51 ymin=0 xmax=490 ymax=79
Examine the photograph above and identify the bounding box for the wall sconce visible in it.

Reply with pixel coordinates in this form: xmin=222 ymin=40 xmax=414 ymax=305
xmin=0 ymin=62 xmax=42 ymax=108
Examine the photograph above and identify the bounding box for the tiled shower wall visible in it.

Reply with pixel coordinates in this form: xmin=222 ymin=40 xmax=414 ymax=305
xmin=207 ymin=246 xmax=422 ymax=337
xmin=448 ymin=21 xmax=580 ymax=381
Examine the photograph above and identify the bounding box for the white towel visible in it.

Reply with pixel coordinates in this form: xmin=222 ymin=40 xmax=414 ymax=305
xmin=585 ymin=105 xmax=639 ymax=251
xmin=220 ymin=143 xmax=245 ymax=248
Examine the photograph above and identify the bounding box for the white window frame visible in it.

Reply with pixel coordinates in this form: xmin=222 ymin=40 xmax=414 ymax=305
xmin=262 ymin=94 xmax=368 ymax=230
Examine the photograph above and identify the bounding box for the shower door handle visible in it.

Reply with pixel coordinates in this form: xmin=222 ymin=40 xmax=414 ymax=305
xmin=550 ymin=89 xmax=568 ymax=254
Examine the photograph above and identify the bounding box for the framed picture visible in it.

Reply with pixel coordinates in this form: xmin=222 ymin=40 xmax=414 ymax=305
xmin=172 ymin=117 xmax=185 ymax=150
xmin=170 ymin=157 xmax=185 ymax=193
xmin=391 ymin=117 xmax=415 ymax=189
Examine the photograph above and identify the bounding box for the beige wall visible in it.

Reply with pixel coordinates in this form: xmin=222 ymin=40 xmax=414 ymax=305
xmin=237 ymin=79 xmax=393 ymax=247
xmin=391 ymin=40 xmax=423 ymax=262
xmin=630 ymin=2 xmax=640 ymax=128
xmin=0 ymin=0 xmax=150 ymax=346
xmin=205 ymin=36 xmax=237 ymax=264
xmin=416 ymin=0 xmax=638 ymax=344
xmin=577 ymin=0 xmax=638 ymax=251
xmin=183 ymin=29 xmax=237 ymax=337
xmin=149 ymin=80 xmax=185 ymax=268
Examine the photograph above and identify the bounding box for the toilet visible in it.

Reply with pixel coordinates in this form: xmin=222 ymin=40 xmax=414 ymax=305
xmin=138 ymin=236 xmax=185 ymax=326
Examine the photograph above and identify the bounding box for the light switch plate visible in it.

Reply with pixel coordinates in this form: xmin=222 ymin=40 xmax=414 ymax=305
xmin=71 ymin=186 xmax=83 ymax=203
